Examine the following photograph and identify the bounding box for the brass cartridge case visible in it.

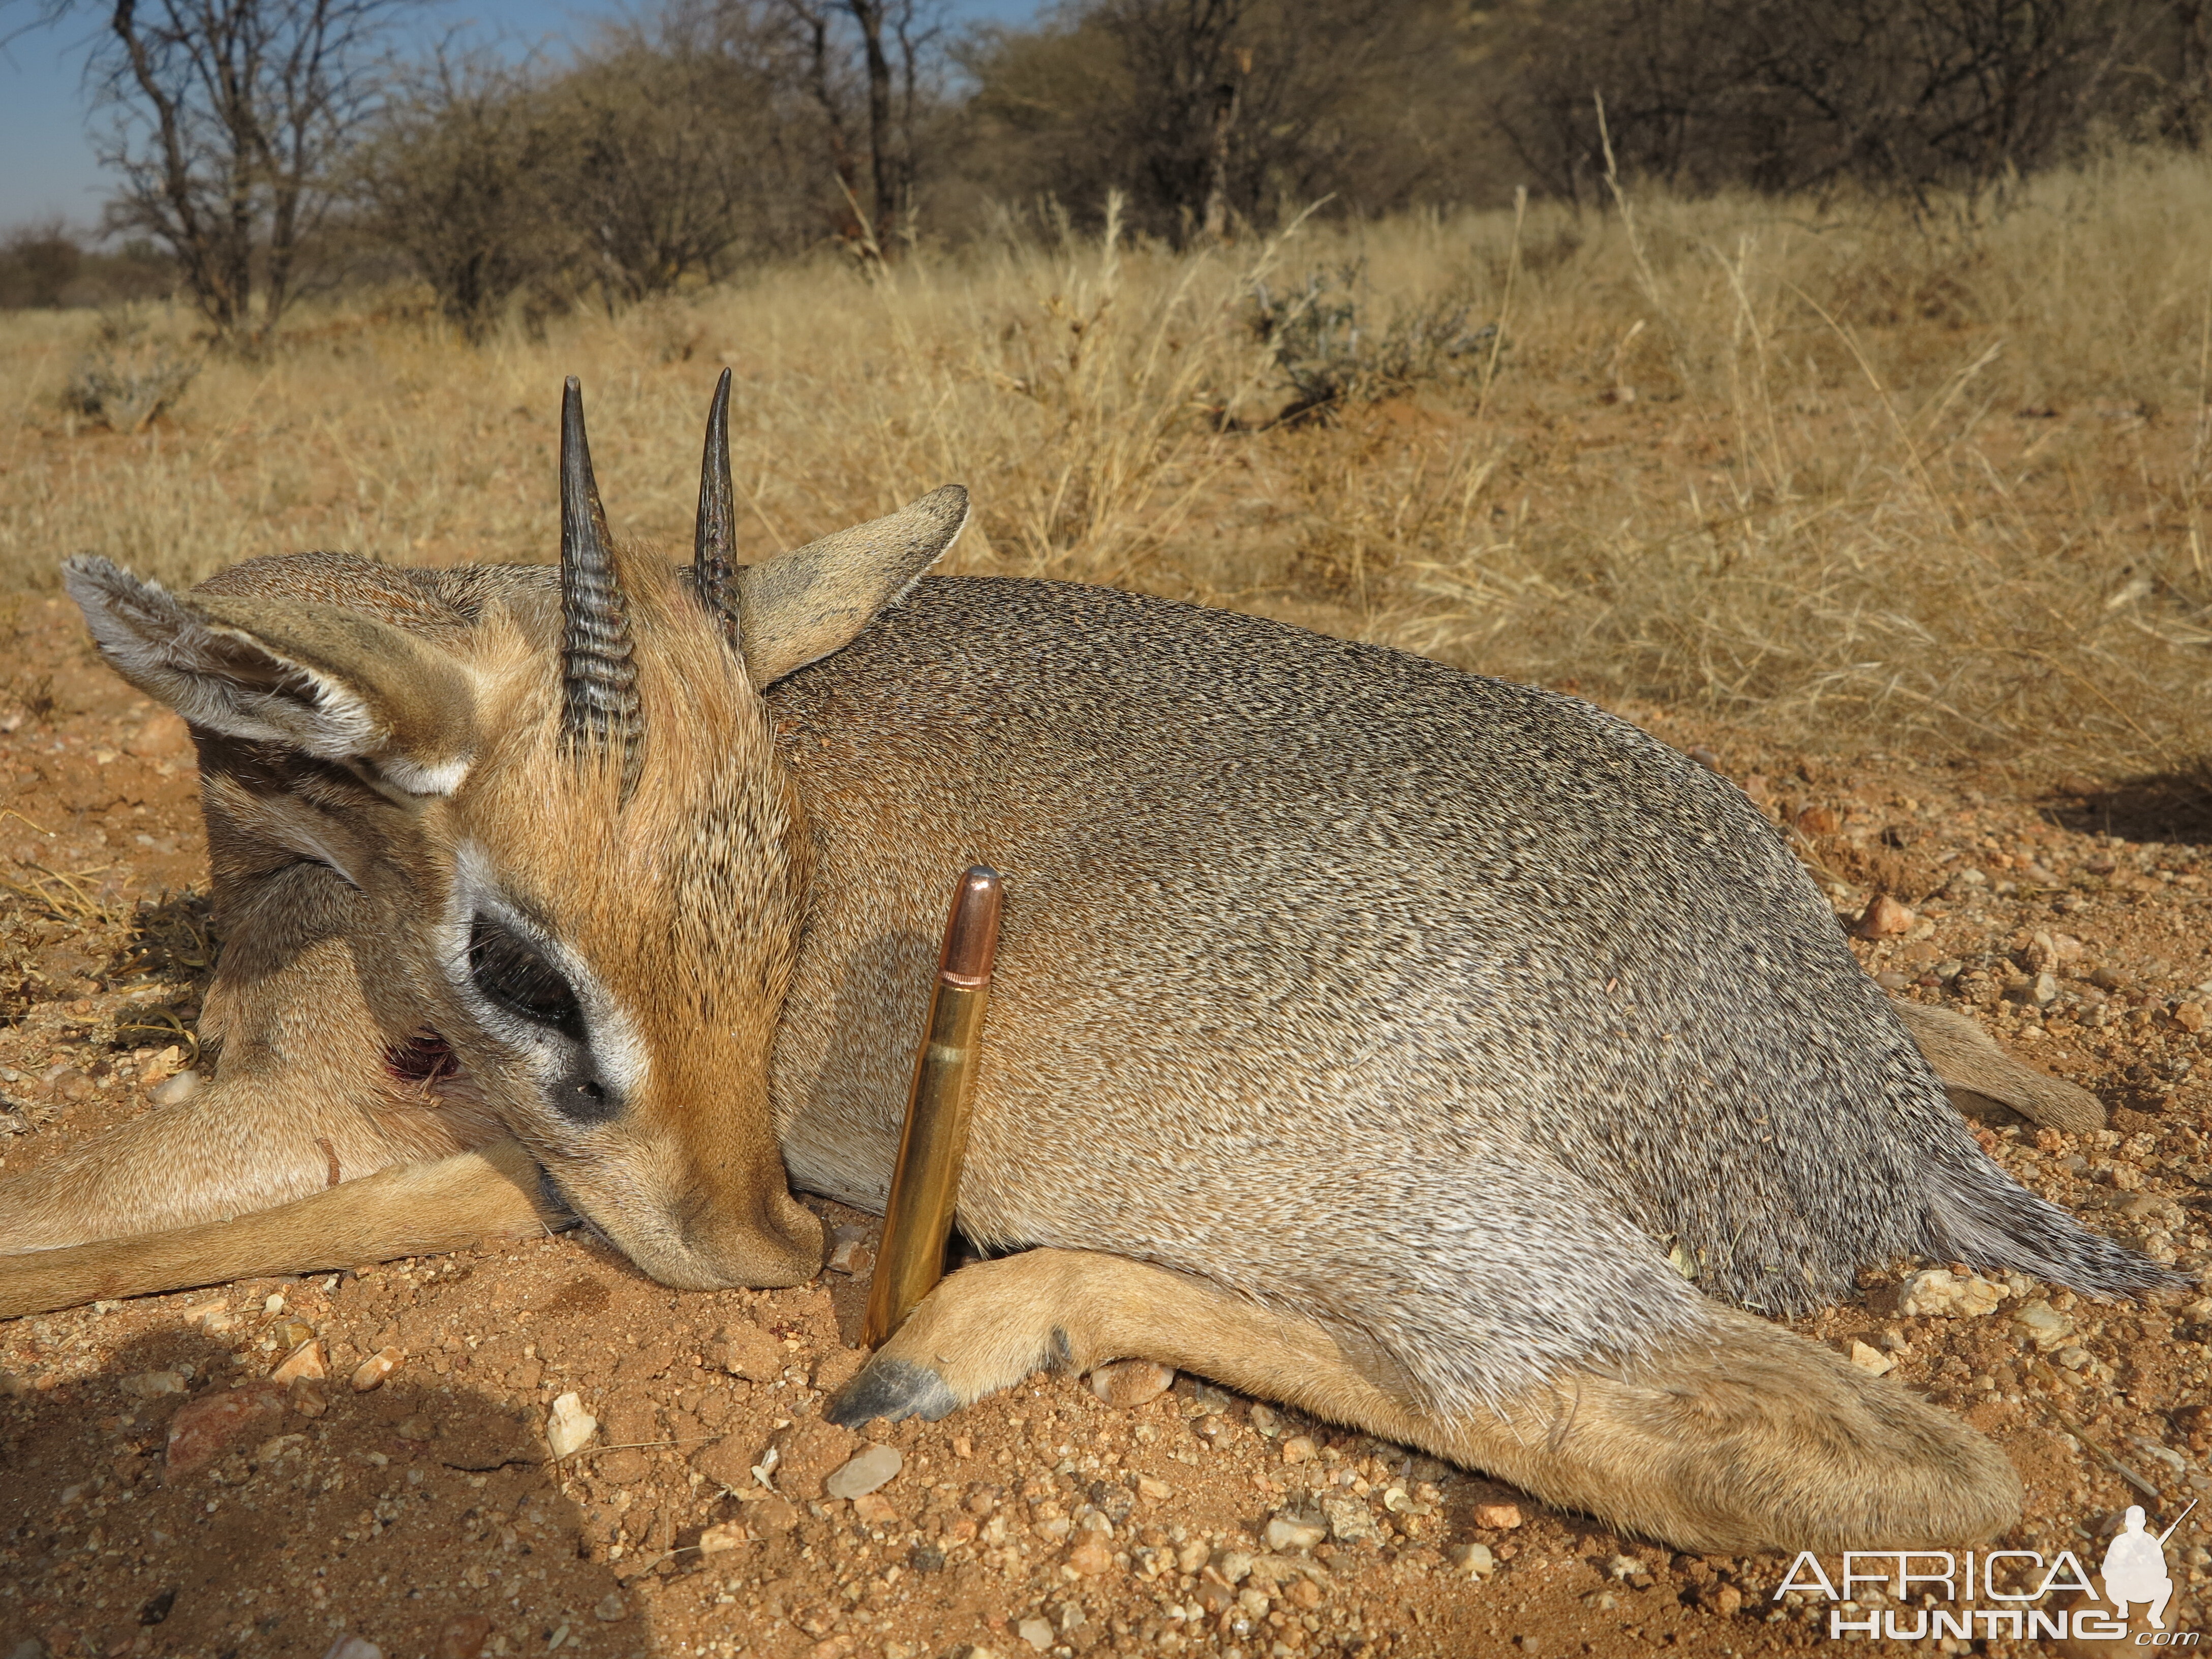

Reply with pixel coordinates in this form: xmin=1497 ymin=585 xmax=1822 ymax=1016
xmin=862 ymin=866 xmax=1003 ymax=1350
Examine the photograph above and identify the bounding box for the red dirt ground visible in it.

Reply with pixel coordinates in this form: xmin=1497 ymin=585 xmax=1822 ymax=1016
xmin=1 ymin=593 xmax=2207 ymax=1659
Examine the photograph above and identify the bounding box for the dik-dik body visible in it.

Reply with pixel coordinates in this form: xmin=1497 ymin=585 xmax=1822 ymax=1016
xmin=0 ymin=375 xmax=2167 ymax=1555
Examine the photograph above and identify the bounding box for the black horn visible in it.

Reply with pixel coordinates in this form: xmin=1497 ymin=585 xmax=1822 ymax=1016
xmin=558 ymin=376 xmax=641 ymax=791
xmin=692 ymin=367 xmax=740 ymax=649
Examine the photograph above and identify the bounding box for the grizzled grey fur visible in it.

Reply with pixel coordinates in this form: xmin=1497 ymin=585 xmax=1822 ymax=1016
xmin=758 ymin=578 xmax=2166 ymax=1417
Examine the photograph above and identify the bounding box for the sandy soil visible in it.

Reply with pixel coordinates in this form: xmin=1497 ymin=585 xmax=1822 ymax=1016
xmin=0 ymin=593 xmax=2207 ymax=1659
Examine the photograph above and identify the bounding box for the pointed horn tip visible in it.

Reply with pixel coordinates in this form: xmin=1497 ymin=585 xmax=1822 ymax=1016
xmin=694 ymin=367 xmax=740 ymax=637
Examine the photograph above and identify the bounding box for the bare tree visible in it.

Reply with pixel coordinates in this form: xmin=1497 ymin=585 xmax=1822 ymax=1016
xmin=31 ymin=0 xmax=416 ymax=349
xmin=1094 ymin=0 xmax=1252 ymax=240
xmin=779 ymin=0 xmax=865 ymax=240
xmin=350 ymin=50 xmax=568 ymax=342
xmin=0 ymin=218 xmax=85 ymax=307
xmin=958 ymin=0 xmax=1461 ymax=244
xmin=560 ymin=48 xmax=757 ymax=302
xmin=2125 ymin=0 xmax=2210 ymax=146
xmin=772 ymin=0 xmax=942 ymax=254
xmin=1489 ymin=0 xmax=2176 ymax=206
xmin=848 ymin=0 xmax=898 ymax=238
xmin=890 ymin=0 xmax=938 ymax=210
xmin=538 ymin=5 xmax=846 ymax=304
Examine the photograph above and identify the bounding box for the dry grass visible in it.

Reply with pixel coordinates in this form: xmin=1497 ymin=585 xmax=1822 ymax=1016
xmin=4 ymin=151 xmax=2211 ymax=775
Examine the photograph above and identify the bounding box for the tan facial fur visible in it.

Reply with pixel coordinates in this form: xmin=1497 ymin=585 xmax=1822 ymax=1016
xmin=5 ymin=376 xmax=970 ymax=1293
xmin=427 ymin=557 xmax=822 ymax=1288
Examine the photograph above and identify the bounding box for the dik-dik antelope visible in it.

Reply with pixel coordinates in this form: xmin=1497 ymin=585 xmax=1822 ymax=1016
xmin=0 ymin=374 xmax=2169 ymax=1556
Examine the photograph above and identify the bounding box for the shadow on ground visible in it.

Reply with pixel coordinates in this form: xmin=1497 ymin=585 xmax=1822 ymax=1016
xmin=1 ymin=1325 xmax=639 ymax=1659
xmin=2048 ymin=773 xmax=2212 ymax=846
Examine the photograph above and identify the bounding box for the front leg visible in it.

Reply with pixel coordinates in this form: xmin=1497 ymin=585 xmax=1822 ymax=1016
xmin=826 ymin=1248 xmax=1410 ymax=1432
xmin=827 ymin=1247 xmax=2022 ymax=1555
xmin=0 ymin=1138 xmax=567 ymax=1318
xmin=0 ymin=930 xmax=498 ymax=1255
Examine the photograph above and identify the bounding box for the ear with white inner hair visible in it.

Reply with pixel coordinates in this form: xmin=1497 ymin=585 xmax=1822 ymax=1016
xmin=63 ymin=555 xmax=478 ymax=799
xmin=732 ymin=484 xmax=969 ymax=687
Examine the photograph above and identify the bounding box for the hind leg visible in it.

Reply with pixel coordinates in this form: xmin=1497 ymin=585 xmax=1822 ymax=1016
xmin=828 ymin=1248 xmax=2019 ymax=1554
xmin=1891 ymin=996 xmax=2104 ymax=1131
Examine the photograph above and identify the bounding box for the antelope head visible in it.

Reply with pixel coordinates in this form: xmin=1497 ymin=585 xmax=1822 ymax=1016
xmin=63 ymin=374 xmax=969 ymax=1289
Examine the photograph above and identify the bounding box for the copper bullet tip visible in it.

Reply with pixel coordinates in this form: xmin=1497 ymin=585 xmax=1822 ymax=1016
xmin=938 ymin=866 xmax=1002 ymax=987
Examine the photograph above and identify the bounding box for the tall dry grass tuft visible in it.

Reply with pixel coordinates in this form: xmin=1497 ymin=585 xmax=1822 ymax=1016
xmin=3 ymin=149 xmax=2211 ymax=776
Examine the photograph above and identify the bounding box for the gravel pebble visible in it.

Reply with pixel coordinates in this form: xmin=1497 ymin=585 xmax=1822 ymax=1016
xmin=823 ymin=1227 xmax=870 ymax=1273
xmin=749 ymin=1496 xmax=801 ymax=1532
xmin=1265 ymin=1511 xmax=1327 ymax=1552
xmin=1087 ymin=1359 xmax=1175 ymax=1408
xmin=1450 ymin=1541 xmax=1497 ymax=1577
xmin=1063 ymin=1535 xmax=1114 ymax=1575
xmin=271 ymin=1339 xmax=325 ymax=1385
xmin=1896 ymin=1268 xmax=2004 ymax=1317
xmin=546 ymin=1391 xmax=597 ymax=1459
xmin=349 ymin=1346 xmax=402 ymax=1392
xmin=1848 ymin=1340 xmax=1894 ymax=1375
xmin=166 ymin=1381 xmax=287 ymax=1477
xmin=720 ymin=1321 xmax=786 ymax=1381
xmin=824 ymin=1442 xmax=902 ymax=1498
xmin=147 ymin=1070 xmax=199 ymax=1107
xmin=287 ymin=1375 xmax=329 ymax=1419
xmin=1320 ymin=1492 xmax=1379 ymax=1543
xmin=431 ymin=1614 xmax=491 ymax=1659
xmin=691 ymin=1433 xmax=764 ymax=1495
xmin=2014 ymin=1299 xmax=2076 ymax=1350
xmin=1851 ymin=894 xmax=1913 ymax=938
xmin=698 ymin=1520 xmax=749 ymax=1554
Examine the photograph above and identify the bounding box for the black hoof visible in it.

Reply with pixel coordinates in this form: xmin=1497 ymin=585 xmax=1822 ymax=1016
xmin=827 ymin=1358 xmax=960 ymax=1427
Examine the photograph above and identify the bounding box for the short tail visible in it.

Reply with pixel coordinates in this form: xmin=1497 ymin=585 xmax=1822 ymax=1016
xmin=1924 ymin=1143 xmax=2185 ymax=1295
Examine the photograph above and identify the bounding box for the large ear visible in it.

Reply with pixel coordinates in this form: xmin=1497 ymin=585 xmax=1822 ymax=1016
xmin=63 ymin=556 xmax=478 ymax=800
xmin=733 ymin=485 xmax=969 ymax=687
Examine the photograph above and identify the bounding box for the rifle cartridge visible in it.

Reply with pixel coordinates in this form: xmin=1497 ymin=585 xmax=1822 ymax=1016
xmin=863 ymin=865 xmax=1003 ymax=1349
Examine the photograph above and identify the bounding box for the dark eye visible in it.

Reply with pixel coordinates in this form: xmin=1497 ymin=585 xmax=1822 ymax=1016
xmin=468 ymin=919 xmax=584 ymax=1042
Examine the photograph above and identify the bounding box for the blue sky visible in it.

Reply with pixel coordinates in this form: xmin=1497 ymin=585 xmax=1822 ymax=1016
xmin=0 ymin=0 xmax=1040 ymax=232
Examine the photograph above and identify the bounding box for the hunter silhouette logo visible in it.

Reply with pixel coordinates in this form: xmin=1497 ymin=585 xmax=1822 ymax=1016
xmin=1781 ymin=1499 xmax=2199 ymax=1642
xmin=2105 ymin=1501 xmax=2193 ymax=1632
